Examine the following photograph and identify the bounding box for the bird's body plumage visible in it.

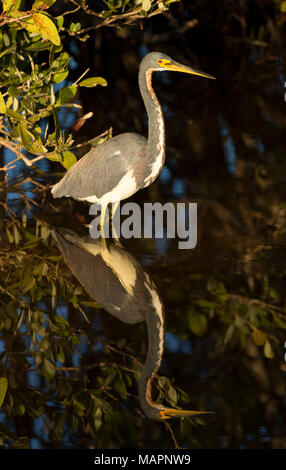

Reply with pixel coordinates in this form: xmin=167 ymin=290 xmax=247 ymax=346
xmin=51 ymin=133 xmax=147 ymax=204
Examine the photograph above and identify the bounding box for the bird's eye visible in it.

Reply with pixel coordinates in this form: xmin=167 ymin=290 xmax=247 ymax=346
xmin=157 ymin=59 xmax=171 ymax=67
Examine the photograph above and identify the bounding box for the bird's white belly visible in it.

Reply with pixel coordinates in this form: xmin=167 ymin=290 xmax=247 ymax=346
xmin=79 ymin=170 xmax=138 ymax=205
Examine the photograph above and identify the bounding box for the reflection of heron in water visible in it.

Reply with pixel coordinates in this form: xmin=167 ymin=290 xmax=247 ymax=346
xmin=52 ymin=229 xmax=212 ymax=421
xmin=51 ymin=52 xmax=214 ymax=229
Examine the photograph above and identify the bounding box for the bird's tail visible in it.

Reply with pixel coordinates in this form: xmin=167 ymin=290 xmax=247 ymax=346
xmin=51 ymin=182 xmax=61 ymax=198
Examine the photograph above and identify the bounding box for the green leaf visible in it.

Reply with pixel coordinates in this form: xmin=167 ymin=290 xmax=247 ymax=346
xmin=92 ymin=396 xmax=112 ymax=413
xmin=11 ymin=437 xmax=30 ymax=449
xmin=81 ymin=301 xmax=101 ymax=308
xmin=22 ymin=212 xmax=27 ymax=228
xmin=252 ymin=329 xmax=266 ymax=346
xmin=188 ymin=309 xmax=208 ymax=336
xmin=8 ymin=85 xmax=21 ymax=98
xmin=105 ymin=368 xmax=117 ymax=387
xmin=54 ymin=315 xmax=69 ymax=328
xmin=264 ymin=340 xmax=274 ymax=359
xmin=78 ymin=77 xmax=108 ymax=88
xmin=281 ymin=1 xmax=286 ymax=12
xmin=33 ymin=12 xmax=61 ymax=46
xmin=74 ymin=285 xmax=83 ymax=296
xmin=57 ymin=347 xmax=65 ymax=364
xmin=224 ymin=324 xmax=235 ymax=344
xmin=44 ymin=359 xmax=55 ymax=377
xmin=59 ymin=85 xmax=77 ymax=105
xmin=0 ymin=377 xmax=8 ymax=408
xmin=4 ymin=0 xmax=22 ymax=12
xmin=33 ymin=0 xmax=57 ymax=9
xmin=18 ymin=123 xmax=46 ymax=154
xmin=114 ymin=374 xmax=127 ymax=399
xmin=167 ymin=386 xmax=178 ymax=406
xmin=53 ymin=108 xmax=61 ymax=139
xmin=13 ymin=224 xmax=20 ymax=245
xmin=52 ymin=52 xmax=70 ymax=70
xmin=6 ymin=226 xmax=14 ymax=244
xmin=38 ymin=336 xmax=49 ymax=350
xmin=53 ymin=70 xmax=69 ymax=83
xmin=48 ymin=150 xmax=77 ymax=169
xmin=20 ymin=16 xmax=42 ymax=34
xmin=72 ymin=398 xmax=86 ymax=416
xmin=142 ymin=0 xmax=152 ymax=11
xmin=195 ymin=299 xmax=214 ymax=310
xmin=69 ymin=22 xmax=81 ymax=33
xmin=41 ymin=224 xmax=50 ymax=241
xmin=0 ymin=92 xmax=6 ymax=114
xmin=0 ymin=45 xmax=16 ymax=59
xmin=51 ymin=281 xmax=57 ymax=310
xmin=61 ymin=150 xmax=77 ymax=169
xmin=56 ymin=15 xmax=64 ymax=31
xmin=6 ymin=108 xmax=25 ymax=122
xmin=16 ymin=404 xmax=25 ymax=415
xmin=2 ymin=0 xmax=16 ymax=12
xmin=234 ymin=315 xmax=245 ymax=329
xmin=24 ymin=39 xmax=52 ymax=52
xmin=23 ymin=276 xmax=36 ymax=293
xmin=93 ymin=408 xmax=102 ymax=432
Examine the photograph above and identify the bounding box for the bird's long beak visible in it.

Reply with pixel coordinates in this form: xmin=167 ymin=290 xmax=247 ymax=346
xmin=158 ymin=408 xmax=214 ymax=420
xmin=164 ymin=60 xmax=215 ymax=80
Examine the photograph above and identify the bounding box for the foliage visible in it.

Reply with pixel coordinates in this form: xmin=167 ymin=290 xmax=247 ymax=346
xmin=0 ymin=0 xmax=177 ymax=172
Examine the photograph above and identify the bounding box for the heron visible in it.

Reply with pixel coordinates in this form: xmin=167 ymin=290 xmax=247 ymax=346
xmin=52 ymin=229 xmax=212 ymax=421
xmin=51 ymin=52 xmax=215 ymax=228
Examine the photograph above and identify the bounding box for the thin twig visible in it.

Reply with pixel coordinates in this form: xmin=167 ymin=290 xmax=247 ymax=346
xmin=0 ymin=13 xmax=32 ymax=28
xmin=165 ymin=422 xmax=182 ymax=449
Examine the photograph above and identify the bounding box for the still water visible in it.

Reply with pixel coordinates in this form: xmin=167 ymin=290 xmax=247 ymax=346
xmin=0 ymin=30 xmax=286 ymax=448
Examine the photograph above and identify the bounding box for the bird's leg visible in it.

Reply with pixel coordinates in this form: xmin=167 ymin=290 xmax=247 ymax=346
xmin=110 ymin=201 xmax=120 ymax=220
xmin=111 ymin=201 xmax=121 ymax=245
xmin=99 ymin=205 xmax=107 ymax=231
xmin=112 ymin=223 xmax=123 ymax=247
xmin=101 ymin=234 xmax=107 ymax=250
xmin=99 ymin=205 xmax=108 ymax=249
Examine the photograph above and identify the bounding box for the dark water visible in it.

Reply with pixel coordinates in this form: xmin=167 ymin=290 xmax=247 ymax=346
xmin=1 ymin=6 xmax=286 ymax=449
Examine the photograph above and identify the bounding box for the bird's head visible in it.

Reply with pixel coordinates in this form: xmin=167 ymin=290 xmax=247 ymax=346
xmin=140 ymin=51 xmax=215 ymax=80
xmin=147 ymin=403 xmax=214 ymax=422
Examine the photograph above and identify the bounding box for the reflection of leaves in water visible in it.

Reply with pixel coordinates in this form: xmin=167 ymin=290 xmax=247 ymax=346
xmin=1 ymin=208 xmax=202 ymax=448
xmin=0 ymin=377 xmax=8 ymax=407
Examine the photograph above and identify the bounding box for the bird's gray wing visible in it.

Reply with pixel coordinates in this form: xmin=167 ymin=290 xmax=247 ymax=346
xmin=52 ymin=133 xmax=146 ymax=200
xmin=52 ymin=229 xmax=144 ymax=324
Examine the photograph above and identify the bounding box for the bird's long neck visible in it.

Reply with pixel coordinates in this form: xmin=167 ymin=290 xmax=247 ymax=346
xmin=138 ymin=274 xmax=165 ymax=419
xmin=139 ymin=66 xmax=166 ymax=183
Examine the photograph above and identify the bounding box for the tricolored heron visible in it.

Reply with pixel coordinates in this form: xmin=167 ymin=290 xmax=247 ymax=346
xmin=51 ymin=52 xmax=215 ymax=227
xmin=52 ymin=229 xmax=212 ymax=421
